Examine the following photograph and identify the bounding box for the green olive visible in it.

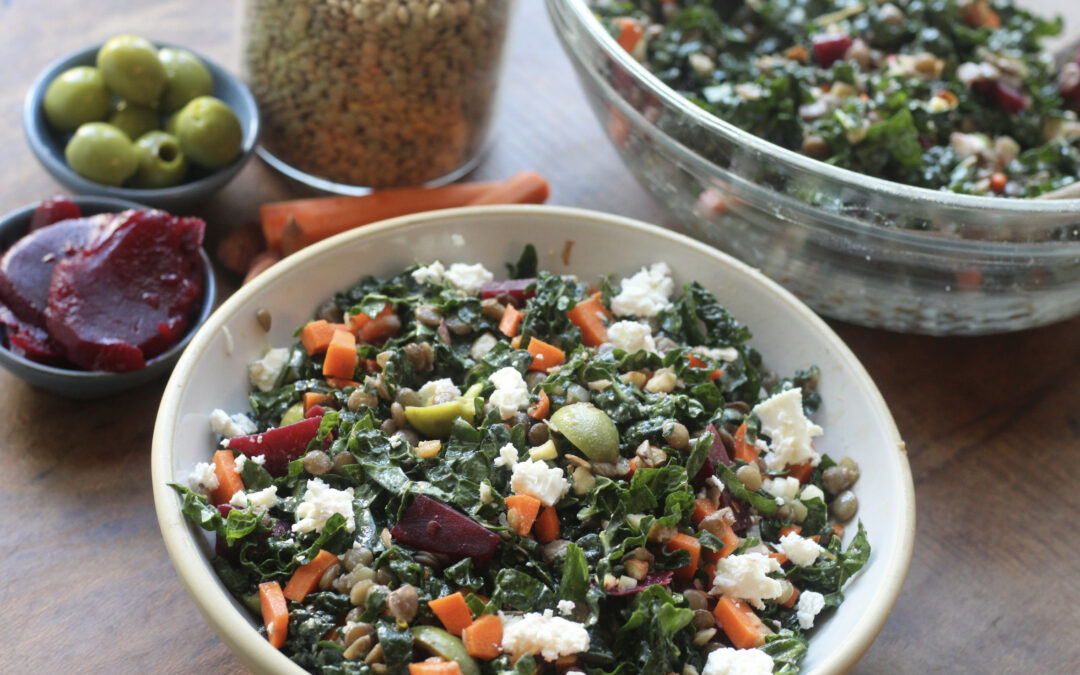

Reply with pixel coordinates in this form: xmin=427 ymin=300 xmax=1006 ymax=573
xmin=280 ymin=402 xmax=305 ymax=427
xmin=158 ymin=47 xmax=213 ymax=112
xmin=410 ymin=626 xmax=480 ymax=675
xmin=96 ymin=35 xmax=165 ymax=105
xmin=171 ymin=96 xmax=242 ymax=168
xmin=131 ymin=131 xmax=188 ymax=188
xmin=404 ymin=397 xmax=478 ymax=438
xmin=64 ymin=122 xmax=138 ymax=186
xmin=550 ymin=402 xmax=620 ymax=463
xmin=108 ymin=101 xmax=161 ymax=140
xmin=43 ymin=66 xmax=111 ymax=132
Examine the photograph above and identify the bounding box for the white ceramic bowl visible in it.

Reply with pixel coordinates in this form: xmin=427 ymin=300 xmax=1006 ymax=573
xmin=152 ymin=205 xmax=914 ymax=674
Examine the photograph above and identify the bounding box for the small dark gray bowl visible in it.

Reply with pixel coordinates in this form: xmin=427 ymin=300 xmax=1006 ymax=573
xmin=0 ymin=196 xmax=216 ymax=398
xmin=23 ymin=43 xmax=260 ymax=212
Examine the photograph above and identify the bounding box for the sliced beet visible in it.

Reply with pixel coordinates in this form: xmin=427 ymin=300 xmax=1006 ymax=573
xmin=812 ymin=34 xmax=853 ymax=68
xmin=480 ymin=278 xmax=536 ymax=302
xmin=28 ymin=196 xmax=82 ymax=232
xmin=693 ymin=424 xmax=732 ymax=487
xmin=390 ymin=494 xmax=501 ymax=565
xmin=606 ymin=570 xmax=674 ymax=596
xmin=0 ymin=301 xmax=65 ymax=364
xmin=224 ymin=415 xmax=323 ymax=477
xmin=45 ymin=210 xmax=205 ymax=372
xmin=0 ymin=213 xmax=113 ymax=327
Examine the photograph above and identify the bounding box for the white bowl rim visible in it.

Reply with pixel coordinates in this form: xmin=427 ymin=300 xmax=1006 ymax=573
xmin=152 ymin=204 xmax=916 ymax=675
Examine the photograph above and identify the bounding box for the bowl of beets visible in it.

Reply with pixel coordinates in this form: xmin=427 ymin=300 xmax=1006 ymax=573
xmin=0 ymin=194 xmax=215 ymax=398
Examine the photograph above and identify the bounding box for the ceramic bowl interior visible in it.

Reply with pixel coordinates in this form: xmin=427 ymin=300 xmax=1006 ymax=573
xmin=23 ymin=42 xmax=260 ymax=212
xmin=0 ymin=196 xmax=216 ymax=398
xmin=152 ymin=205 xmax=914 ymax=675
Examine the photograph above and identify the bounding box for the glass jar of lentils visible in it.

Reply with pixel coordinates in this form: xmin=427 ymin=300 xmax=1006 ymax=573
xmin=245 ymin=0 xmax=512 ymax=190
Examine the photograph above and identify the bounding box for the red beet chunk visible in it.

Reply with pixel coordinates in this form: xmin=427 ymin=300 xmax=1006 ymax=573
xmin=991 ymin=81 xmax=1028 ymax=114
xmin=0 ymin=301 xmax=65 ymax=364
xmin=0 ymin=213 xmax=113 ymax=327
xmin=480 ymin=279 xmax=536 ymax=302
xmin=225 ymin=416 xmax=323 ymax=477
xmin=390 ymin=494 xmax=501 ymax=565
xmin=812 ymin=34 xmax=853 ymax=68
xmin=45 ymin=210 xmax=205 ymax=372
xmin=606 ymin=570 xmax=674 ymax=596
xmin=693 ymin=424 xmax=732 ymax=487
xmin=1059 ymin=63 xmax=1080 ymax=100
xmin=29 ymin=196 xmax=82 ymax=232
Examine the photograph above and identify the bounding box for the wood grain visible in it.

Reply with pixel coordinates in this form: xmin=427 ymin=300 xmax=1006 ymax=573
xmin=0 ymin=1 xmax=1078 ymax=673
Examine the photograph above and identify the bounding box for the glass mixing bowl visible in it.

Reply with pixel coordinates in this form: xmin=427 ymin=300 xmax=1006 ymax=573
xmin=547 ymin=0 xmax=1080 ymax=335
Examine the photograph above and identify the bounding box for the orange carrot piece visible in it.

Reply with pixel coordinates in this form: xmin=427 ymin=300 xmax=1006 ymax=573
xmin=527 ymin=389 xmax=550 ymax=421
xmin=533 ymin=506 xmax=560 ymax=544
xmin=303 ymin=392 xmax=333 ymax=412
xmin=962 ymin=1 xmax=1000 ymax=28
xmin=770 ymin=551 xmax=789 ymax=566
xmin=499 ymin=304 xmax=523 ymax=338
xmin=613 ymin=17 xmax=645 ymax=52
xmin=349 ymin=303 xmax=394 ymax=334
xmin=505 ymin=494 xmax=542 ymax=536
xmin=260 ymin=182 xmax=498 ymax=251
xmin=627 ymin=457 xmax=639 ymax=478
xmin=787 ymin=461 xmax=813 ymax=484
xmin=781 ymin=585 xmax=800 ymax=609
xmin=524 ymin=337 xmax=565 ymax=372
xmin=462 ymin=614 xmax=503 ymax=660
xmin=832 ymin=523 xmax=846 ymax=538
xmin=733 ymin=422 xmax=759 ymax=464
xmin=566 ymin=293 xmax=612 ymax=347
xmin=359 ymin=312 xmax=401 ymax=345
xmin=300 ymin=320 xmax=337 ymax=356
xmin=466 ymin=171 xmax=550 ymax=206
xmin=283 ymin=549 xmax=339 ymax=603
xmin=322 ymin=329 xmax=358 ymax=380
xmin=209 ymin=450 xmax=245 ymax=506
xmin=259 ymin=581 xmax=289 ymax=649
xmin=778 ymin=525 xmax=802 ymax=538
xmin=409 ymin=662 xmax=463 ymax=675
xmin=429 ymin=592 xmax=474 ymax=636
xmin=702 ymin=518 xmax=740 ymax=563
xmin=665 ymin=532 xmax=702 ymax=580
xmin=325 ymin=377 xmax=360 ymax=389
xmin=713 ymin=596 xmax=771 ymax=650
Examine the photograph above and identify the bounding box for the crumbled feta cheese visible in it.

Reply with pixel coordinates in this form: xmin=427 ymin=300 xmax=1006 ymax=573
xmin=248 ymin=347 xmax=289 ymax=393
xmin=606 ymin=321 xmax=656 ymax=353
xmin=247 ymin=485 xmax=278 ymax=514
xmin=510 ymin=459 xmax=569 ymax=507
xmin=292 ymin=479 xmax=355 ymax=534
xmin=778 ymin=532 xmax=824 ymax=567
xmin=762 ymin=476 xmax=801 ymax=501
xmin=209 ymin=409 xmax=257 ymax=438
xmin=251 ymin=454 xmax=266 ymax=466
xmin=611 ymin=262 xmax=675 ymax=317
xmin=689 ymin=52 xmax=715 ymax=77
xmin=229 ymin=490 xmax=249 ymax=509
xmin=702 ymin=646 xmax=775 ymax=675
xmin=557 ymin=599 xmax=576 ymax=616
xmin=710 ymin=553 xmax=782 ymax=609
xmin=489 ymin=366 xmax=530 ymax=419
xmin=493 ymin=443 xmax=519 ymax=469
xmin=694 ymin=346 xmax=739 ymax=363
xmin=418 ymin=378 xmax=461 ymax=405
xmin=479 ymin=481 xmax=493 ymax=504
xmin=752 ymin=388 xmax=823 ymax=471
xmin=412 ymin=260 xmax=446 ymax=285
xmin=188 ymin=462 xmax=219 ymax=494
xmin=800 ymin=484 xmax=825 ymax=503
xmin=444 ymin=263 xmax=494 ymax=295
xmin=234 ymin=454 xmax=247 ymax=473
xmin=470 ymin=332 xmax=499 ymax=361
xmin=796 ymin=590 xmax=826 ymax=630
xmin=501 ymin=610 xmax=590 ymax=661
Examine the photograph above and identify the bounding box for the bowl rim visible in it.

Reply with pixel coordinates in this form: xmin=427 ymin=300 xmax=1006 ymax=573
xmin=552 ymin=0 xmax=1080 ymax=219
xmin=152 ymin=204 xmax=916 ymax=675
xmin=22 ymin=42 xmax=260 ymax=201
xmin=0 ymin=196 xmax=216 ymax=380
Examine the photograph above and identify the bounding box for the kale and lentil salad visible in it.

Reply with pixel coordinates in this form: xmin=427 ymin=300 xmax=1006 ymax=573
xmin=173 ymin=247 xmax=868 ymax=675
xmin=592 ymin=0 xmax=1080 ymax=197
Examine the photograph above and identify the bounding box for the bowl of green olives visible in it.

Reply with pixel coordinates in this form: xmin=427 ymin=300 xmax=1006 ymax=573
xmin=24 ymin=37 xmax=260 ymax=211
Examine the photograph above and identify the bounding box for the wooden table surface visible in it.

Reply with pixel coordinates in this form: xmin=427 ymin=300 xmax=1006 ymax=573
xmin=2 ymin=1 xmax=1078 ymax=673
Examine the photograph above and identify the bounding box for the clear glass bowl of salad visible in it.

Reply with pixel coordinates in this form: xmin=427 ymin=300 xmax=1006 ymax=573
xmin=546 ymin=0 xmax=1080 ymax=335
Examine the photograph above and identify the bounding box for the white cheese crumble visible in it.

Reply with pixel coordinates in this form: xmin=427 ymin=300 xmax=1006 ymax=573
xmin=488 ymin=366 xmax=530 ymax=419
xmin=251 ymin=454 xmax=266 ymax=466
xmin=510 ymin=459 xmax=569 ymax=507
xmin=493 ymin=443 xmax=519 ymax=469
xmin=248 ymin=347 xmax=290 ymax=393
xmin=694 ymin=345 xmax=739 ymax=363
xmin=479 ymin=482 xmax=494 ymax=504
xmin=610 ymin=262 xmax=675 ymax=317
xmin=778 ymin=531 xmax=824 ymax=567
xmin=234 ymin=454 xmax=247 ymax=473
xmin=710 ymin=553 xmax=782 ymax=609
xmin=411 ymin=260 xmax=446 ymax=285
xmin=229 ymin=490 xmax=249 ymax=509
xmin=418 ymin=377 xmax=461 ymax=405
xmin=188 ymin=462 xmax=219 ymax=494
xmin=444 ymin=263 xmax=494 ymax=295
xmin=752 ymin=388 xmax=823 ymax=471
xmin=209 ymin=409 xmax=257 ymax=438
xmin=762 ymin=476 xmax=800 ymax=502
xmin=606 ymin=320 xmax=656 ymax=352
xmin=702 ymin=646 xmax=775 ymax=675
xmin=796 ymin=590 xmax=826 ymax=630
xmin=247 ymin=486 xmax=279 ymax=514
xmin=500 ymin=610 xmax=590 ymax=661
xmin=800 ymin=484 xmax=825 ymax=503
xmin=292 ymin=479 xmax=355 ymax=534
xmin=557 ymin=599 xmax=576 ymax=616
